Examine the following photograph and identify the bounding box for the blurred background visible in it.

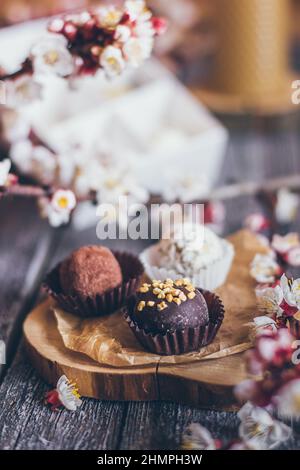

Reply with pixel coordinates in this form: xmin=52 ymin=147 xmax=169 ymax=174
xmin=1 ymin=0 xmax=300 ymax=235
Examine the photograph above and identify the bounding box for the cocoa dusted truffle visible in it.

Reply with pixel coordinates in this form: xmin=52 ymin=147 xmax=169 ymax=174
xmin=59 ymin=245 xmax=122 ymax=298
xmin=130 ymin=278 xmax=209 ymax=335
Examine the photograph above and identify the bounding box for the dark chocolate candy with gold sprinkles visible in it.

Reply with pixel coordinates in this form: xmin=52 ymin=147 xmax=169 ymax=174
xmin=131 ymin=278 xmax=209 ymax=335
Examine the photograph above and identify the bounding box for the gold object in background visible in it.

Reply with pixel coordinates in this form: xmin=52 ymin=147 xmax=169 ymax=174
xmin=196 ymin=0 xmax=295 ymax=115
xmin=212 ymin=0 xmax=289 ymax=97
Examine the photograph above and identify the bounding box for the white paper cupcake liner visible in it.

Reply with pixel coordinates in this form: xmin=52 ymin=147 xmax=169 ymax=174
xmin=139 ymin=239 xmax=234 ymax=291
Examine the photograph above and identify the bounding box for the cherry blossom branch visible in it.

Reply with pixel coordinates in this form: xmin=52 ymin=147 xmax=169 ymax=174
xmin=0 ymin=181 xmax=97 ymax=204
xmin=210 ymin=173 xmax=300 ymax=202
xmin=2 ymin=173 xmax=300 ymax=204
xmin=0 ymin=184 xmax=51 ymax=199
xmin=0 ymin=3 xmax=167 ymax=83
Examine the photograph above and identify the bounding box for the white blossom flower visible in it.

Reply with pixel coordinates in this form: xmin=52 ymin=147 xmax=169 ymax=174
xmin=56 ymin=375 xmax=82 ymax=411
xmin=7 ymin=75 xmax=42 ymax=107
xmin=275 ymin=189 xmax=299 ymax=225
xmin=255 ymin=285 xmax=283 ymax=316
xmin=251 ymin=316 xmax=278 ymax=338
xmin=235 ymin=379 xmax=259 ymax=404
xmin=123 ymin=37 xmax=154 ymax=67
xmin=41 ymin=190 xmax=76 ymax=227
xmin=280 ymin=274 xmax=300 ymax=311
xmin=133 ymin=18 xmax=155 ymax=38
xmin=244 ymin=213 xmax=270 ymax=233
xmin=51 ymin=189 xmax=76 ymax=213
xmin=96 ymin=6 xmax=123 ymax=29
xmin=100 ymin=46 xmax=125 ymax=78
xmin=0 ymin=159 xmax=11 ymax=186
xmin=96 ymin=167 xmax=149 ymax=228
xmin=250 ymin=254 xmax=281 ymax=284
xmin=272 ymin=233 xmax=300 ymax=255
xmin=56 ymin=153 xmax=77 ymax=188
xmin=5 ymin=113 xmax=31 ymax=142
xmin=181 ymin=423 xmax=216 ymax=450
xmin=238 ymin=402 xmax=292 ymax=450
xmin=65 ymin=11 xmax=91 ymax=26
xmin=10 ymin=139 xmax=33 ymax=173
xmin=125 ymin=0 xmax=150 ymax=21
xmin=10 ymin=140 xmax=56 ymax=184
xmin=31 ymin=33 xmax=74 ymax=77
xmin=97 ymin=167 xmax=148 ymax=206
xmin=274 ymin=379 xmax=300 ymax=419
xmin=286 ymin=245 xmax=300 ymax=267
xmin=73 ymin=159 xmax=104 ymax=197
xmin=258 ymin=328 xmax=293 ymax=363
xmin=161 ymin=173 xmax=209 ymax=203
xmin=115 ymin=24 xmax=132 ymax=43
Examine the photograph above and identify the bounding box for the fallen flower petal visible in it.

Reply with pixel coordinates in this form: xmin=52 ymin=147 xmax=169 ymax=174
xmin=181 ymin=423 xmax=217 ymax=450
xmin=238 ymin=402 xmax=292 ymax=450
xmin=45 ymin=375 xmax=82 ymax=411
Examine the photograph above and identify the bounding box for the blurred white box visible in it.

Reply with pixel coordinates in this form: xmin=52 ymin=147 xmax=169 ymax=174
xmin=111 ymin=76 xmax=228 ymax=195
xmin=42 ymin=66 xmax=228 ymax=198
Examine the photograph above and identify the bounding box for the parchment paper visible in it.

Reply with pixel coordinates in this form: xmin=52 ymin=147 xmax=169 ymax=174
xmin=54 ymin=230 xmax=266 ymax=367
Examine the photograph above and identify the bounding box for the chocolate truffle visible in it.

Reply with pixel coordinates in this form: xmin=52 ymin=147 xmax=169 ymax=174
xmin=59 ymin=245 xmax=122 ymax=297
xmin=130 ymin=278 xmax=209 ymax=335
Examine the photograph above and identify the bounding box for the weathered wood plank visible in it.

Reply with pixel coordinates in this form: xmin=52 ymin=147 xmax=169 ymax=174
xmin=0 ymin=199 xmax=56 ymax=379
xmin=118 ymin=402 xmax=239 ymax=450
xmin=0 ymin=346 xmax=127 ymax=450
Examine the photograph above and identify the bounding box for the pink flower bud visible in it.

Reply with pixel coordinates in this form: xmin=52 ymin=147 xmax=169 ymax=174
xmin=152 ymin=17 xmax=168 ymax=35
xmin=63 ymin=22 xmax=78 ymax=41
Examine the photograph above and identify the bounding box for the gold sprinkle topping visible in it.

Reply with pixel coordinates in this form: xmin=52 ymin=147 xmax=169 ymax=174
xmin=137 ymin=278 xmax=197 ymax=313
xmin=188 ymin=291 xmax=196 ymax=300
xmin=139 ymin=286 xmax=149 ymax=293
xmin=179 ymin=292 xmax=187 ymax=302
xmin=158 ymin=301 xmax=168 ymax=311
xmin=153 ymin=287 xmax=161 ymax=295
xmin=185 ymin=285 xmax=195 ymax=292
xmin=163 ymin=287 xmax=172 ymax=294
xmin=172 ymin=289 xmax=181 ymax=296
xmin=137 ymin=301 xmax=146 ymax=312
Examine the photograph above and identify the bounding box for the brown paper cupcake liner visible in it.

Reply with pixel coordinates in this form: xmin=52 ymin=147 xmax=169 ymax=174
xmin=43 ymin=251 xmax=144 ymax=318
xmin=123 ymin=289 xmax=225 ymax=356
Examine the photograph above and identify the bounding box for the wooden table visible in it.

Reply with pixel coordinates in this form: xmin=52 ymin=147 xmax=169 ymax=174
xmin=1 ymin=114 xmax=300 ymax=450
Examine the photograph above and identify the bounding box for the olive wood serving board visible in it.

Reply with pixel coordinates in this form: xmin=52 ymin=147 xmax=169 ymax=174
xmin=23 ymin=298 xmax=246 ymax=407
